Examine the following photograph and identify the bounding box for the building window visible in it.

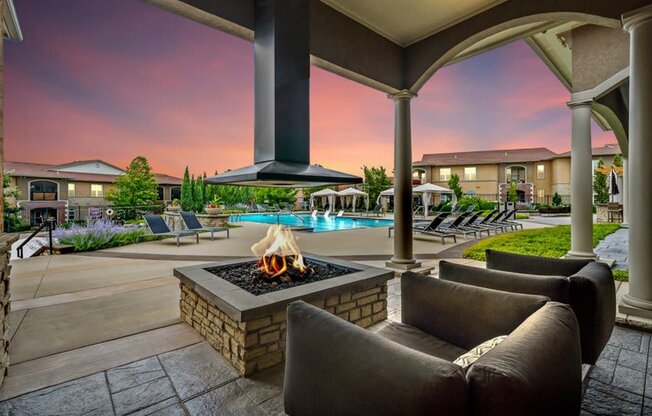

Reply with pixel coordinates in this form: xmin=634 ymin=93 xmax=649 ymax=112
xmin=68 ymin=183 xmax=76 ymax=197
xmin=464 ymin=167 xmax=477 ymax=181
xmin=91 ymin=184 xmax=104 ymax=197
xmin=30 ymin=180 xmax=58 ymax=201
xmin=439 ymin=168 xmax=451 ymax=181
xmin=170 ymin=186 xmax=181 ymax=200
xmin=537 ymin=164 xmax=545 ymax=180
xmin=537 ymin=189 xmax=545 ymax=198
xmin=506 ymin=166 xmax=526 ymax=183
xmin=157 ymin=186 xmax=165 ymax=201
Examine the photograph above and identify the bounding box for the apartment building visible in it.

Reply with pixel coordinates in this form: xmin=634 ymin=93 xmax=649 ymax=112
xmin=412 ymin=143 xmax=621 ymax=204
xmin=5 ymin=160 xmax=182 ymax=225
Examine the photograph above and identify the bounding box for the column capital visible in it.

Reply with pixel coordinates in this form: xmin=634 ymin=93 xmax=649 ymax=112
xmin=566 ymin=99 xmax=593 ymax=110
xmin=388 ymin=90 xmax=417 ymax=101
xmin=622 ymin=4 xmax=652 ymax=32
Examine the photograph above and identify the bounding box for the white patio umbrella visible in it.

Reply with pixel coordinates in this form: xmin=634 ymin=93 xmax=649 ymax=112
xmin=310 ymin=188 xmax=338 ymax=210
xmin=337 ymin=187 xmax=369 ymax=212
xmin=413 ymin=183 xmax=456 ymax=216
xmin=377 ymin=188 xmax=394 ymax=205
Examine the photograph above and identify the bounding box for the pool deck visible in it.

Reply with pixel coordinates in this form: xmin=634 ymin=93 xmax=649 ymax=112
xmin=8 ymin=218 xmax=613 ymax=415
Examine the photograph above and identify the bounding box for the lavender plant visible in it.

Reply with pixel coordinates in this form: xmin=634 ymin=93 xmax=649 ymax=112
xmin=54 ymin=219 xmax=145 ymax=252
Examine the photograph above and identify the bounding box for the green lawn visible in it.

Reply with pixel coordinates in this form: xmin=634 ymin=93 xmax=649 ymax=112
xmin=462 ymin=223 xmax=622 ymax=261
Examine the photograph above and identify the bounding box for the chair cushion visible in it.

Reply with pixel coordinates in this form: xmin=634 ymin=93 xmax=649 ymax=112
xmin=466 ymin=302 xmax=582 ymax=416
xmin=373 ymin=321 xmax=466 ymax=362
xmin=485 ymin=249 xmax=593 ymax=276
xmin=401 ymin=273 xmax=549 ymax=350
xmin=453 ymin=335 xmax=507 ymax=369
xmin=439 ymin=261 xmax=571 ymax=303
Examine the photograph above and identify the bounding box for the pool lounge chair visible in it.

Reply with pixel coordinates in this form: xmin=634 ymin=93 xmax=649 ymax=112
xmin=366 ymin=204 xmax=383 ymax=217
xmin=438 ymin=212 xmax=478 ymax=240
xmin=311 ymin=210 xmax=318 ymax=218
xmin=143 ymin=215 xmax=198 ymax=247
xmin=335 ymin=210 xmax=344 ymax=218
xmin=179 ymin=211 xmax=229 ymax=240
xmin=390 ymin=212 xmax=457 ymax=244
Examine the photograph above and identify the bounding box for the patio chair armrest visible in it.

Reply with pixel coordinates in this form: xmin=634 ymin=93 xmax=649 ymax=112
xmin=284 ymin=301 xmax=468 ymax=416
xmin=401 ymin=272 xmax=548 ymax=350
xmin=485 ymin=249 xmax=593 ymax=276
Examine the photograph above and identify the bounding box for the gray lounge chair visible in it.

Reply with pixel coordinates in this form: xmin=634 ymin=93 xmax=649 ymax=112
xmin=180 ymin=211 xmax=229 ymax=240
xmin=143 ymin=214 xmax=198 ymax=247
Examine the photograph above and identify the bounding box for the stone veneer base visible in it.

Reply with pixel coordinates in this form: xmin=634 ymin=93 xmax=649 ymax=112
xmin=0 ymin=234 xmax=18 ymax=388
xmin=175 ymin=254 xmax=393 ymax=376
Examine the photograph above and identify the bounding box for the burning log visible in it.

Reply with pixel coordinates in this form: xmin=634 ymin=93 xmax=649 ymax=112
xmin=251 ymin=225 xmax=312 ymax=282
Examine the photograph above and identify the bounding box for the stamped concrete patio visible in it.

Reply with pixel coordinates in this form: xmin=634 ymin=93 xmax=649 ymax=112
xmin=0 ymin=220 xmax=643 ymax=415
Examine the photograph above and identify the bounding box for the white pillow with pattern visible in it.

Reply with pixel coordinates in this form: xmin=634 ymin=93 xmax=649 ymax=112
xmin=453 ymin=335 xmax=508 ymax=369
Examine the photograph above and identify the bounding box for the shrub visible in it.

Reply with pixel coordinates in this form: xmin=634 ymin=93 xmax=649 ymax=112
xmin=457 ymin=196 xmax=496 ymax=211
xmin=53 ymin=219 xmax=145 ymax=252
xmin=552 ymin=192 xmax=562 ymax=206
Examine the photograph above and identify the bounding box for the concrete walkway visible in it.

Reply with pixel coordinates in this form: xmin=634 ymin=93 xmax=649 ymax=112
xmin=595 ymin=228 xmax=629 ymax=270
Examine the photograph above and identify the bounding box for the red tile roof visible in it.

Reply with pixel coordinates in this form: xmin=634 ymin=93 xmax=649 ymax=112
xmin=4 ymin=161 xmax=182 ymax=185
xmin=414 ymin=147 xmax=559 ymax=167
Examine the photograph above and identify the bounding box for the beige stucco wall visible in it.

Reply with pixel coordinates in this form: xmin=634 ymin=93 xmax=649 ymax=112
xmin=571 ymin=25 xmax=630 ymax=92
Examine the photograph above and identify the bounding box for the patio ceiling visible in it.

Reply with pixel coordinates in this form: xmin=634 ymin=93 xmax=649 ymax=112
xmin=147 ymin=0 xmax=650 ymax=94
xmin=320 ymin=0 xmax=509 ymax=47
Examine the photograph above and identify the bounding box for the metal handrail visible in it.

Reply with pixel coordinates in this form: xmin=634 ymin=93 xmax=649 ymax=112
xmin=16 ymin=218 xmax=55 ymax=259
xmin=277 ymin=210 xmax=305 ymax=224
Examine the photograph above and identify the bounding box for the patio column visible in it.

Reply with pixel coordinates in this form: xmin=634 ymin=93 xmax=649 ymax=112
xmin=622 ymin=7 xmax=652 ymax=311
xmin=566 ymin=99 xmax=596 ymax=259
xmin=387 ymin=90 xmax=421 ymax=270
xmin=622 ymin=156 xmax=629 ymax=227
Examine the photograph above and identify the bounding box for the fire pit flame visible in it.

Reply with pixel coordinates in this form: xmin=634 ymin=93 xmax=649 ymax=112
xmin=251 ymin=225 xmax=309 ymax=280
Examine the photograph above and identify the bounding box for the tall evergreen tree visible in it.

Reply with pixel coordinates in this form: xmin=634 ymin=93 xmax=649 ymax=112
xmin=105 ymin=156 xmax=159 ymax=219
xmin=180 ymin=166 xmax=193 ymax=211
xmin=194 ymin=178 xmax=205 ymax=212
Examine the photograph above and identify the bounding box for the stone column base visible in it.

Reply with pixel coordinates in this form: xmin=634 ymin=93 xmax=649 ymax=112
xmin=563 ymin=251 xmax=598 ymax=260
xmin=621 ymin=293 xmax=652 ymax=317
xmin=385 ymin=260 xmax=422 ymax=270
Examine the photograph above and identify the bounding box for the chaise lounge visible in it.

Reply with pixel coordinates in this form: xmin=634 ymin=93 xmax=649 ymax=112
xmin=284 ymin=274 xmax=582 ymax=416
xmin=179 ymin=211 xmax=230 ymax=240
xmin=143 ymin=214 xmax=198 ymax=247
xmin=438 ymin=249 xmax=615 ymax=364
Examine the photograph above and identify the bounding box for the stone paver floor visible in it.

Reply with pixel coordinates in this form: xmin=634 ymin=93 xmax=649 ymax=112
xmin=0 ymin=341 xmax=285 ymax=416
xmin=595 ymin=228 xmax=629 ymax=270
xmin=0 ymin=275 xmax=647 ymax=415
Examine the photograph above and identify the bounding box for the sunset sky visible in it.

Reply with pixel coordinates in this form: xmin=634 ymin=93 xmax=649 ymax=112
xmin=5 ymin=0 xmax=616 ymax=178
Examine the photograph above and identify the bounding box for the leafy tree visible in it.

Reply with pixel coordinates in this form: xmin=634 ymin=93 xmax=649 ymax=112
xmin=552 ymin=192 xmax=562 ymax=206
xmin=362 ymin=166 xmax=391 ymax=206
xmin=253 ymin=187 xmax=297 ymax=205
xmin=211 ymin=185 xmax=254 ymax=206
xmin=106 ymin=156 xmax=159 ymax=219
xmin=613 ymin=154 xmax=623 ymax=168
xmin=447 ymin=174 xmax=463 ymax=200
xmin=3 ymin=171 xmax=23 ymax=231
xmin=180 ymin=167 xmax=193 ymax=211
xmin=593 ymin=159 xmax=609 ymax=204
xmin=507 ymin=181 xmax=518 ymax=203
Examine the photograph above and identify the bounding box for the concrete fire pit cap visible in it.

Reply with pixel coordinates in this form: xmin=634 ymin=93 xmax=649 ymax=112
xmin=173 ymin=253 xmax=394 ymax=322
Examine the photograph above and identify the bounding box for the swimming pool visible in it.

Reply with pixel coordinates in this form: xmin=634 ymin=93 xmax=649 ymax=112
xmin=229 ymin=213 xmax=394 ymax=233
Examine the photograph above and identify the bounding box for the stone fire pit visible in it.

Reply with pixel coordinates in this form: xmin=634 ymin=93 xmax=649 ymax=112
xmin=174 ymin=254 xmax=393 ymax=376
